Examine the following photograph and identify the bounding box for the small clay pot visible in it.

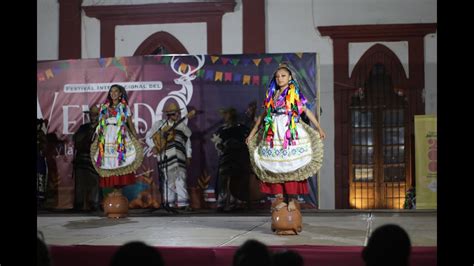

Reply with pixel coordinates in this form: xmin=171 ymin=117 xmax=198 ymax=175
xmin=188 ymin=187 xmax=205 ymax=210
xmin=271 ymin=202 xmax=302 ymax=235
xmin=103 ymin=190 xmax=129 ymax=218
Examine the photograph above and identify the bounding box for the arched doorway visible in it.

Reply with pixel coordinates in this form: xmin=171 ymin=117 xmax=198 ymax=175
xmin=134 ymin=31 xmax=188 ymax=55
xmin=318 ymin=23 xmax=436 ymax=209
xmin=348 ymin=44 xmax=410 ymax=209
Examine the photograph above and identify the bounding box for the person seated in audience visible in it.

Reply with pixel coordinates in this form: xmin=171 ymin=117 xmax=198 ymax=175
xmin=362 ymin=224 xmax=411 ymax=266
xmin=110 ymin=241 xmax=164 ymax=266
xmin=272 ymin=250 xmax=303 ymax=266
xmin=37 ymin=231 xmax=51 ymax=266
xmin=233 ymin=239 xmax=272 ymax=266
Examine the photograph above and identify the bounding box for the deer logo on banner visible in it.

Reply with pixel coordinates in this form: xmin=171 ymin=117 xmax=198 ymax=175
xmin=154 ymin=55 xmax=205 ymax=124
xmin=169 ymin=55 xmax=205 ymax=106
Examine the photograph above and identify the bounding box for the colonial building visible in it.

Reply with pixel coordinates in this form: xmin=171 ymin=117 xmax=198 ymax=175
xmin=37 ymin=0 xmax=437 ymax=209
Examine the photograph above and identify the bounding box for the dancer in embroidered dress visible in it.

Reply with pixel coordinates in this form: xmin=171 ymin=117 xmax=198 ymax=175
xmin=246 ymin=63 xmax=326 ymax=234
xmin=90 ymin=84 xmax=144 ymax=215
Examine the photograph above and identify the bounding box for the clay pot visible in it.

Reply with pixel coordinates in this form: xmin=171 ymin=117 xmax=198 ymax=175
xmin=103 ymin=190 xmax=129 ymax=218
xmin=271 ymin=201 xmax=302 ymax=235
xmin=189 ymin=187 xmax=205 ymax=210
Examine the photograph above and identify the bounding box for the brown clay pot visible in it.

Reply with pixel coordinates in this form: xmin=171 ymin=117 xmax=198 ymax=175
xmin=103 ymin=190 xmax=129 ymax=218
xmin=271 ymin=203 xmax=302 ymax=235
xmin=188 ymin=187 xmax=205 ymax=210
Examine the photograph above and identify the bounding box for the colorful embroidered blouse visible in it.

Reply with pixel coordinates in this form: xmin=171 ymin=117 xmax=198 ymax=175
xmin=95 ymin=100 xmax=130 ymax=167
xmin=262 ymin=79 xmax=307 ymax=149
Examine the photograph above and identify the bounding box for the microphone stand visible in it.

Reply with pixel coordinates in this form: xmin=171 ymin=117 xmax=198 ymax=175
xmin=156 ymin=120 xmax=178 ymax=214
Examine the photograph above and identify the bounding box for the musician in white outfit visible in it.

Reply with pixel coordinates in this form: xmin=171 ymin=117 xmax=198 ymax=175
xmin=145 ymin=102 xmax=192 ymax=210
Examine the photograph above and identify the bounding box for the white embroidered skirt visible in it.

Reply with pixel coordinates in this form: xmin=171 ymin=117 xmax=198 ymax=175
xmin=249 ymin=114 xmax=324 ymax=183
xmin=91 ymin=124 xmax=144 ymax=177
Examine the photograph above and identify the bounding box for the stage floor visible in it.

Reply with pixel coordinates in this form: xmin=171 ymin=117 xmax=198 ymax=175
xmin=37 ymin=210 xmax=436 ymax=247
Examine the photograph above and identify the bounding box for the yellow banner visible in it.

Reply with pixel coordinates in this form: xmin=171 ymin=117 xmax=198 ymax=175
xmin=215 ymin=71 xmax=223 ymax=81
xmin=211 ymin=56 xmax=219 ymax=64
xmin=242 ymin=75 xmax=251 ymax=85
xmin=252 ymin=59 xmax=262 ymax=67
xmin=414 ymin=115 xmax=437 ymax=209
xmin=45 ymin=69 xmax=54 ymax=79
xmin=179 ymin=63 xmax=188 ymax=72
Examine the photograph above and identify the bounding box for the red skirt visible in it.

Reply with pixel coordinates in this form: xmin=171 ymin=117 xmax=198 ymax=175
xmin=260 ymin=180 xmax=309 ymax=195
xmin=99 ymin=173 xmax=135 ymax=188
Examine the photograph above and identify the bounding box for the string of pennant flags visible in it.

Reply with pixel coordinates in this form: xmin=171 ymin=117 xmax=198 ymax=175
xmin=37 ymin=61 xmax=70 ymax=82
xmin=154 ymin=53 xmax=305 ymax=67
xmin=98 ymin=57 xmax=128 ymax=76
xmin=165 ymin=53 xmax=299 ymax=69
xmin=38 ymin=53 xmax=310 ymax=85
xmin=189 ymin=67 xmax=311 ymax=87
xmin=38 ymin=57 xmax=129 ymax=82
xmin=197 ymin=69 xmax=268 ymax=86
xmin=208 ymin=53 xmax=305 ymax=66
xmin=170 ymin=53 xmax=311 ymax=87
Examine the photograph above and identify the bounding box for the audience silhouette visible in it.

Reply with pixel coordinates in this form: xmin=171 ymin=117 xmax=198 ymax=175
xmin=233 ymin=239 xmax=272 ymax=266
xmin=37 ymin=231 xmax=51 ymax=266
xmin=110 ymin=241 xmax=164 ymax=266
xmin=36 ymin=224 xmax=415 ymax=266
xmin=362 ymin=224 xmax=411 ymax=266
xmin=272 ymin=250 xmax=304 ymax=266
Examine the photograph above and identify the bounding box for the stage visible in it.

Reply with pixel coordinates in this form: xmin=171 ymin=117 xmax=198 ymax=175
xmin=37 ymin=210 xmax=437 ymax=266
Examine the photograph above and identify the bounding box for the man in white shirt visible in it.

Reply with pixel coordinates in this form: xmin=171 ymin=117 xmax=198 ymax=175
xmin=145 ymin=102 xmax=192 ymax=210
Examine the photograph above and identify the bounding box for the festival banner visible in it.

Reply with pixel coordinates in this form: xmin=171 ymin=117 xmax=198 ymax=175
xmin=37 ymin=53 xmax=320 ymax=209
xmin=414 ymin=115 xmax=437 ymax=209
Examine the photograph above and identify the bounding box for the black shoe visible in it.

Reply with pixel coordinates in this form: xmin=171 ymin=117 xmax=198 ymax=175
xmin=216 ymin=206 xmax=233 ymax=213
xmin=177 ymin=206 xmax=193 ymax=211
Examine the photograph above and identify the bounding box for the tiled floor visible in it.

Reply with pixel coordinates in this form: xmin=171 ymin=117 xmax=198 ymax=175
xmin=37 ymin=210 xmax=436 ymax=247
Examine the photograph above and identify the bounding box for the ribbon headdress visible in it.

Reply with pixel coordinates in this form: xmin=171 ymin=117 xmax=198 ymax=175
xmin=96 ymin=84 xmax=130 ymax=167
xmin=262 ymin=63 xmax=307 ymax=149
